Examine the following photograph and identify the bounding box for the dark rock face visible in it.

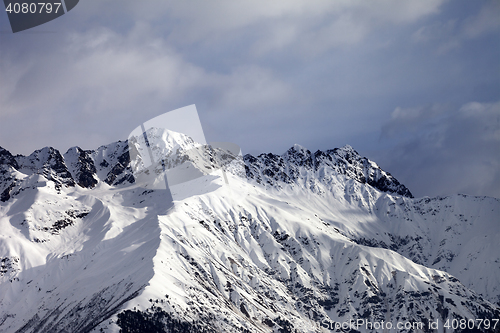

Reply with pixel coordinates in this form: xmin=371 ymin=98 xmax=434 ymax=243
xmin=69 ymin=147 xmax=98 ymax=189
xmin=117 ymin=308 xmax=222 ymax=333
xmin=244 ymin=144 xmax=413 ymax=198
xmin=15 ymin=147 xmax=76 ymax=189
xmin=0 ymin=147 xmax=19 ymax=169
xmin=245 ymin=153 xmax=293 ymax=186
xmin=101 ymin=144 xmax=134 ymax=186
xmin=46 ymin=149 xmax=76 ymax=188
xmin=0 ymin=143 xmax=135 ymax=201
xmin=0 ymin=141 xmax=411 ymax=202
xmin=320 ymin=146 xmax=413 ymax=198
xmin=0 ymin=150 xmax=18 ymax=202
xmin=0 ymin=178 xmax=16 ymax=202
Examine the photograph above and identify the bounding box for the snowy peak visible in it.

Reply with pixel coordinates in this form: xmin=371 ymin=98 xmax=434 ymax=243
xmin=90 ymin=140 xmax=134 ymax=186
xmin=141 ymin=127 xmax=199 ymax=152
xmin=15 ymin=146 xmax=76 ymax=188
xmin=325 ymin=145 xmax=413 ymax=198
xmin=0 ymin=146 xmax=18 ymax=169
xmin=329 ymin=144 xmax=356 ymax=159
xmin=0 ymin=147 xmax=22 ymax=202
xmin=64 ymin=147 xmax=98 ymax=189
xmin=129 ymin=128 xmax=246 ymax=190
xmin=0 ymin=138 xmax=499 ymax=332
xmin=0 ymin=128 xmax=205 ymax=199
xmin=284 ymin=144 xmax=314 ymax=169
xmin=245 ymin=144 xmax=413 ymax=198
xmin=0 ymin=142 xmax=135 ymax=203
xmin=128 ymin=128 xmax=203 ymax=172
xmin=0 ymin=137 xmax=412 ymax=204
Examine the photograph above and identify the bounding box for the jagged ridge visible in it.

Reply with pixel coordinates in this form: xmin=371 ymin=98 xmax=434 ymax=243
xmin=244 ymin=144 xmax=412 ymax=198
xmin=0 ymin=138 xmax=412 ymax=204
xmin=0 ymin=141 xmax=134 ymax=202
xmin=1 ymin=131 xmax=498 ymax=333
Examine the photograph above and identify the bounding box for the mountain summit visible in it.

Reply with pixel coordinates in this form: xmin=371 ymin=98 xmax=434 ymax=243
xmin=244 ymin=144 xmax=413 ymax=198
xmin=1 ymin=129 xmax=411 ymax=202
xmin=0 ymin=132 xmax=498 ymax=333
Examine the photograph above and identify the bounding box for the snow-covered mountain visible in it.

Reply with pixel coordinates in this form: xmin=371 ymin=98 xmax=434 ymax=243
xmin=0 ymin=129 xmax=498 ymax=333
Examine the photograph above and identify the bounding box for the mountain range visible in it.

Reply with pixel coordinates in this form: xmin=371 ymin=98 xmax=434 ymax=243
xmin=0 ymin=129 xmax=498 ymax=333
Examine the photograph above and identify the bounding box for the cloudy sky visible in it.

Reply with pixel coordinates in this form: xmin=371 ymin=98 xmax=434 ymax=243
xmin=0 ymin=0 xmax=499 ymax=198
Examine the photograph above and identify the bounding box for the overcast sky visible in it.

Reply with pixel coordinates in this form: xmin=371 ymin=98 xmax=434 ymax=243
xmin=0 ymin=0 xmax=499 ymax=198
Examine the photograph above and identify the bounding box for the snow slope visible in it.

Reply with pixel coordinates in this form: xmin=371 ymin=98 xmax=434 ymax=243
xmin=0 ymin=130 xmax=498 ymax=333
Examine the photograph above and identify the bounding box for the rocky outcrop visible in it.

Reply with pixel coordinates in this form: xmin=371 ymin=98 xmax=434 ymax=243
xmin=244 ymin=144 xmax=413 ymax=198
xmin=0 ymin=135 xmax=412 ymax=202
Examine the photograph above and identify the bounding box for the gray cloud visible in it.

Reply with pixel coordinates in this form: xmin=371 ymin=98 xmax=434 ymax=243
xmin=378 ymin=101 xmax=500 ymax=198
xmin=412 ymin=1 xmax=500 ymax=53
xmin=0 ymin=23 xmax=293 ymax=153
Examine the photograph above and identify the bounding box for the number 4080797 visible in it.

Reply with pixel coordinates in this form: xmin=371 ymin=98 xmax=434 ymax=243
xmin=5 ymin=2 xmax=62 ymax=14
xmin=444 ymin=318 xmax=499 ymax=330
